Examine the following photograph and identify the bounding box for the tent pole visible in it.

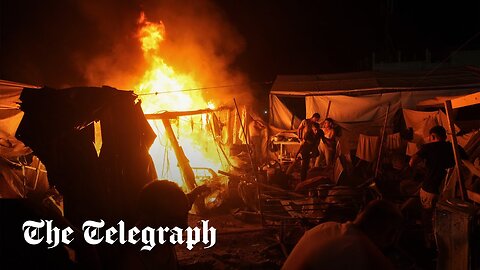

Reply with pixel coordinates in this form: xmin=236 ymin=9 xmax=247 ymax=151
xmin=444 ymin=100 xmax=467 ymax=201
xmin=234 ymin=98 xmax=264 ymax=223
xmin=325 ymin=100 xmax=332 ymax=119
xmin=374 ymin=103 xmax=390 ymax=178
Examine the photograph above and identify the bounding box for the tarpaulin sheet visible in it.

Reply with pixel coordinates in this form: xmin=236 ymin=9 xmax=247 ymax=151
xmin=270 ymin=95 xmax=301 ymax=130
xmin=356 ymin=134 xmax=379 ymax=162
xmin=305 ymin=94 xmax=400 ymax=155
xmin=402 ymin=109 xmax=460 ymax=144
xmin=306 ymin=93 xmax=401 ymax=123
xmin=0 ymin=109 xmax=23 ymax=137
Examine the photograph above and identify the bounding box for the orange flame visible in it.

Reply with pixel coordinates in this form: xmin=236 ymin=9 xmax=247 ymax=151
xmin=134 ymin=13 xmax=226 ymax=187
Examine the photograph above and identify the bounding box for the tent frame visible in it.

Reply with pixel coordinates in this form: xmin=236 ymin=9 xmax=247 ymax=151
xmin=444 ymin=91 xmax=480 ymax=202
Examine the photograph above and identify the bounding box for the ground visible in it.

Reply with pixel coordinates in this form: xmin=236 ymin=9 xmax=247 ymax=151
xmin=177 ymin=213 xmax=285 ymax=270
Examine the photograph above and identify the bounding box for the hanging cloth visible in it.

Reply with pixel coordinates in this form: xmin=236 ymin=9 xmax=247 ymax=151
xmin=385 ymin=132 xmax=402 ymax=150
xmin=355 ymin=134 xmax=379 ymax=162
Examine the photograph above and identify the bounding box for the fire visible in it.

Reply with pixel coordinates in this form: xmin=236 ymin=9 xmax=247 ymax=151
xmin=134 ymin=13 xmax=227 ymax=188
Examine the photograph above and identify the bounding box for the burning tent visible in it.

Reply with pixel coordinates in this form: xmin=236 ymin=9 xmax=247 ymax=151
xmin=0 ymin=80 xmax=48 ymax=199
xmin=0 ymin=10 xmax=256 ymax=220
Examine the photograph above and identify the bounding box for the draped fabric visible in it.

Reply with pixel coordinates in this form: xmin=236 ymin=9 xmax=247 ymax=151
xmin=385 ymin=132 xmax=402 ymax=150
xmin=402 ymin=109 xmax=460 ymax=144
xmin=356 ymin=134 xmax=379 ymax=162
xmin=270 ymin=87 xmax=475 ymax=155
xmin=306 ymin=93 xmax=401 ymax=124
xmin=270 ymin=95 xmax=301 ymax=130
xmin=0 ymin=83 xmax=27 ymax=136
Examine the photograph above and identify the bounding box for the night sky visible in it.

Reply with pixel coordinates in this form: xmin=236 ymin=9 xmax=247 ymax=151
xmin=1 ymin=0 xmax=480 ymax=89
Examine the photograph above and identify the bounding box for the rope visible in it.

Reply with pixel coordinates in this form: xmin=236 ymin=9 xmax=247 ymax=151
xmin=136 ymin=81 xmax=272 ymax=96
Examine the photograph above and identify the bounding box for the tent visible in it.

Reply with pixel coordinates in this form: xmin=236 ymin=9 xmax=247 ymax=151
xmin=0 ymin=80 xmax=40 ymax=137
xmin=269 ymin=66 xmax=480 ymax=155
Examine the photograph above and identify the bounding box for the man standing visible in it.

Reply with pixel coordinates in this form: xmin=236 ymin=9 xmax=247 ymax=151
xmin=298 ymin=122 xmax=323 ymax=181
xmin=409 ymin=126 xmax=468 ymax=209
xmin=409 ymin=125 xmax=467 ymax=246
xmin=297 ymin=113 xmax=320 ymax=141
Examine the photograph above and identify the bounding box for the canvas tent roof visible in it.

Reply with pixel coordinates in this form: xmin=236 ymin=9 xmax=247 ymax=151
xmin=271 ymin=66 xmax=480 ymax=96
xmin=269 ymin=67 xmax=480 ymax=154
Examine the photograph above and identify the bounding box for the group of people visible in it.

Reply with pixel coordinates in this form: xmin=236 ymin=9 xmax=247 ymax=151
xmin=283 ymin=113 xmax=470 ymax=268
xmin=296 ymin=113 xmax=338 ymax=181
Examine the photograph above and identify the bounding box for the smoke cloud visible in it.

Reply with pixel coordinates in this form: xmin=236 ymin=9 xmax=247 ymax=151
xmin=1 ymin=0 xmax=254 ymax=106
xmin=78 ymin=0 xmax=253 ymax=106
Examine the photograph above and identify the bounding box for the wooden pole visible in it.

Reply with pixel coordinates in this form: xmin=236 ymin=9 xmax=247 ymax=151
xmin=234 ymin=98 xmax=256 ymax=172
xmin=145 ymin=106 xmax=230 ymax=120
xmin=325 ymin=100 xmax=332 ymax=119
xmin=233 ymin=99 xmax=264 ymax=222
xmin=374 ymin=103 xmax=390 ymax=178
xmin=161 ymin=118 xmax=197 ymax=191
xmin=444 ymin=100 xmax=467 ymax=201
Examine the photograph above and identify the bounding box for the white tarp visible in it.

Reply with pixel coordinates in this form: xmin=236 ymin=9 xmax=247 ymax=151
xmin=402 ymin=108 xmax=460 ymax=144
xmin=306 ymin=93 xmax=401 ymax=123
xmin=270 ymin=95 xmax=301 ymax=130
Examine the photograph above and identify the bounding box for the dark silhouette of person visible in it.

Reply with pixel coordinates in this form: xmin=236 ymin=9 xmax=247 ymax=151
xmin=282 ymin=200 xmax=403 ymax=270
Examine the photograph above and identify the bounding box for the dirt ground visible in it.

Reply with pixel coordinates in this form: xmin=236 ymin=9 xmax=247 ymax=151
xmin=177 ymin=213 xmax=286 ymax=270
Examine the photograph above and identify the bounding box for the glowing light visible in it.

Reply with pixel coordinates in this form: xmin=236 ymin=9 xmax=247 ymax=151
xmin=133 ymin=13 xmax=226 ymax=187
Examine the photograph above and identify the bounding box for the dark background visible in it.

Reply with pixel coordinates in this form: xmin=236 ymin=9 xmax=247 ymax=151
xmin=1 ymin=0 xmax=480 ymax=89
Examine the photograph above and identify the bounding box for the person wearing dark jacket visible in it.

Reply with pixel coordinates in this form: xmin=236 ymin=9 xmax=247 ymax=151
xmin=298 ymin=122 xmax=324 ymax=181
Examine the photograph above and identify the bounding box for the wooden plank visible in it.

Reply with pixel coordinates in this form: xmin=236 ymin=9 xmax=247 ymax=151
xmin=451 ymin=91 xmax=480 ymax=109
xmin=145 ymin=106 xmax=230 ymax=119
xmin=161 ymin=118 xmax=197 ymax=191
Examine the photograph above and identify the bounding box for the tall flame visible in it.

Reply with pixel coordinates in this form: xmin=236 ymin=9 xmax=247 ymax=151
xmin=134 ymin=13 xmax=226 ymax=187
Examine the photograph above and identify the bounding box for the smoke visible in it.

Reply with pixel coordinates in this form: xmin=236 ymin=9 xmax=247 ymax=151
xmin=76 ymin=0 xmax=253 ymax=106
xmin=71 ymin=0 xmax=145 ymax=89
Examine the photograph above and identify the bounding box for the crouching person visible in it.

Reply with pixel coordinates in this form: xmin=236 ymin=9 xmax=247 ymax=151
xmin=282 ymin=200 xmax=403 ymax=270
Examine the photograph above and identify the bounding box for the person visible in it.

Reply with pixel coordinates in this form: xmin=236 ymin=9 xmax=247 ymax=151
xmin=282 ymin=200 xmax=402 ymax=270
xmin=297 ymin=113 xmax=320 ymax=141
xmin=298 ymin=122 xmax=324 ymax=181
xmin=409 ymin=125 xmax=468 ymax=246
xmin=248 ymin=118 xmax=267 ymax=164
xmin=409 ymin=125 xmax=468 ymax=208
xmin=315 ymin=118 xmax=337 ymax=167
xmin=119 ymin=180 xmax=208 ymax=270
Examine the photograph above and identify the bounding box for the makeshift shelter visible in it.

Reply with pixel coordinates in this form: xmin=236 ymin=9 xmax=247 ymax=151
xmin=0 ymin=80 xmax=46 ymax=198
xmin=269 ymin=67 xmax=480 ymax=157
xmin=0 ymin=80 xmax=39 ymax=137
xmin=1 ymin=82 xmax=157 ymax=227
